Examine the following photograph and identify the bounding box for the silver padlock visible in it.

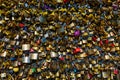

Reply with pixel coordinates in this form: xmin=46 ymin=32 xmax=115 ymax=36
xmin=1 ymin=73 xmax=6 ymax=78
xmin=30 ymin=53 xmax=38 ymax=60
xmin=22 ymin=55 xmax=30 ymax=63
xmin=50 ymin=51 xmax=58 ymax=58
xmin=22 ymin=44 xmax=30 ymax=51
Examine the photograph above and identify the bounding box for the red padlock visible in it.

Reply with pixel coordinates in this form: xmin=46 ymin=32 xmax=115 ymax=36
xmin=105 ymin=39 xmax=109 ymax=44
xmin=92 ymin=36 xmax=97 ymax=42
xmin=59 ymin=56 xmax=64 ymax=61
xmin=111 ymin=43 xmax=115 ymax=47
xmin=63 ymin=0 xmax=69 ymax=3
xmin=73 ymin=48 xmax=81 ymax=54
xmin=114 ymin=69 xmax=119 ymax=75
xmin=19 ymin=23 xmax=24 ymax=28
xmin=99 ymin=40 xmax=103 ymax=46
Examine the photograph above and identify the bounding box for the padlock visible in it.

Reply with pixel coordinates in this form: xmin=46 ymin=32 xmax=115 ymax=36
xmin=80 ymin=53 xmax=87 ymax=58
xmin=105 ymin=55 xmax=110 ymax=60
xmin=13 ymin=61 xmax=19 ymax=67
xmin=82 ymin=40 xmax=87 ymax=44
xmin=50 ymin=51 xmax=58 ymax=58
xmin=116 ymin=47 xmax=120 ymax=51
xmin=89 ymin=64 xmax=93 ymax=68
xmin=22 ymin=44 xmax=30 ymax=51
xmin=10 ymin=40 xmax=16 ymax=45
xmin=0 ymin=51 xmax=8 ymax=57
xmin=74 ymin=30 xmax=80 ymax=36
xmin=102 ymin=71 xmax=109 ymax=78
xmin=22 ymin=55 xmax=30 ymax=63
xmin=30 ymin=53 xmax=38 ymax=60
xmin=13 ymin=67 xmax=19 ymax=72
xmin=1 ymin=73 xmax=6 ymax=78
xmin=111 ymin=47 xmax=115 ymax=52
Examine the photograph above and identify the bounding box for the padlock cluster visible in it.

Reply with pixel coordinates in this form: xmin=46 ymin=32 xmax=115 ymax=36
xmin=0 ymin=0 xmax=120 ymax=80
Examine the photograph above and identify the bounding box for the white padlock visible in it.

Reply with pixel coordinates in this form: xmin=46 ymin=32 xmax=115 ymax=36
xmin=1 ymin=73 xmax=6 ymax=78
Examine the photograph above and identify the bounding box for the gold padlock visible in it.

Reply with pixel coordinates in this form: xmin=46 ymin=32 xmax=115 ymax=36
xmin=55 ymin=72 xmax=60 ymax=77
xmin=116 ymin=47 xmax=120 ymax=51
xmin=80 ymin=53 xmax=88 ymax=58
xmin=13 ymin=67 xmax=19 ymax=72
xmin=110 ymin=47 xmax=115 ymax=52
xmin=105 ymin=55 xmax=110 ymax=60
